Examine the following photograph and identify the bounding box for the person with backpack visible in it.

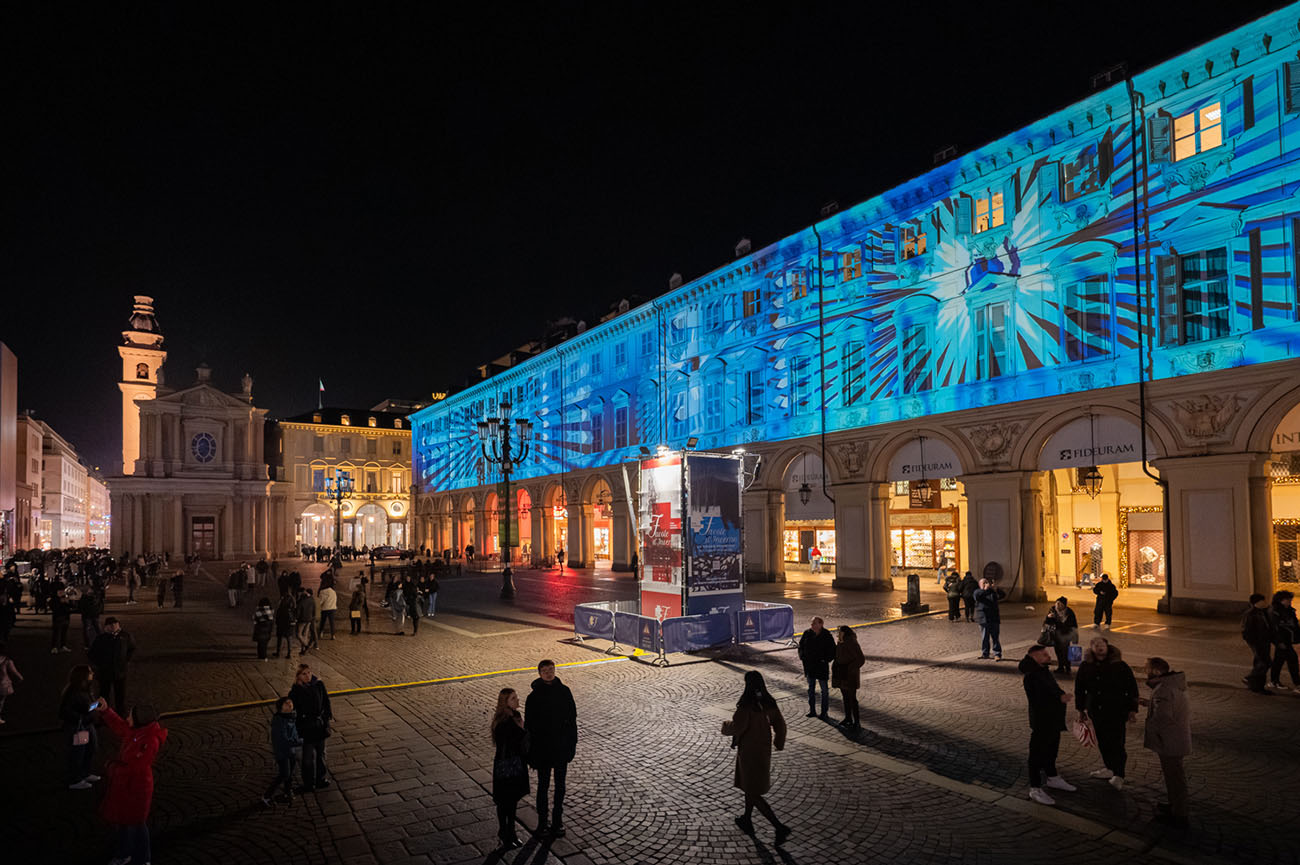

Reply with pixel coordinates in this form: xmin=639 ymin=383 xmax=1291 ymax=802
xmin=723 ymin=670 xmax=790 ymax=845
xmin=289 ymin=664 xmax=332 ymax=792
xmin=261 ymin=695 xmax=302 ymax=807
xmin=1269 ymin=589 xmax=1300 ymax=692
xmin=1092 ymin=573 xmax=1119 ymax=629
xmin=0 ymin=642 xmax=24 ymax=725
xmin=1241 ymin=593 xmax=1275 ymax=695
xmin=942 ymin=571 xmax=962 ymax=621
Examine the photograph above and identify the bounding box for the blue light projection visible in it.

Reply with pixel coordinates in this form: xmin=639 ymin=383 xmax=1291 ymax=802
xmin=414 ymin=5 xmax=1300 ymax=496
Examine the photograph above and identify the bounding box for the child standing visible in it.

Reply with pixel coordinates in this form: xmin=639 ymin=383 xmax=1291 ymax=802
xmin=262 ymin=696 xmax=301 ymax=807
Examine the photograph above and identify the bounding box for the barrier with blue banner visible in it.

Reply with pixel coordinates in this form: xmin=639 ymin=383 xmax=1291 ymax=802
xmin=614 ymin=611 xmax=662 ymax=655
xmin=574 ymin=600 xmax=638 ymax=641
xmin=661 ymin=612 xmax=734 ymax=653
xmin=734 ymin=601 xmax=795 ymax=645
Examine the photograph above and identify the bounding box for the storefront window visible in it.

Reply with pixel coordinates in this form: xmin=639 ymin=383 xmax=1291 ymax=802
xmin=1275 ymin=523 xmax=1298 ymax=585
xmin=1127 ymin=530 xmax=1166 ymax=586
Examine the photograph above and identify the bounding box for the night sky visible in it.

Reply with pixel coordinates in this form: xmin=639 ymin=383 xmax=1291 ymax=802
xmin=2 ymin=1 xmax=1284 ymax=474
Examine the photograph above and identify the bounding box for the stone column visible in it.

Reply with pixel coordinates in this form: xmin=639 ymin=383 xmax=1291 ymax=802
xmin=574 ymin=504 xmax=593 ymax=568
xmin=1019 ymin=473 xmax=1049 ymax=603
xmin=864 ymin=481 xmax=895 ymax=591
xmin=530 ymin=506 xmax=545 ymax=566
xmin=1155 ymin=453 xmax=1267 ymax=615
xmin=131 ymin=494 xmax=144 ymax=554
xmin=110 ymin=493 xmax=125 ymax=554
xmin=611 ymin=497 xmax=632 ymax=572
xmin=830 ymin=481 xmax=892 ymax=591
xmin=254 ymin=497 xmax=268 ymax=557
xmin=742 ymin=488 xmax=785 ymax=582
xmin=171 ymin=496 xmax=183 ymax=557
xmin=221 ymin=504 xmax=234 ymax=558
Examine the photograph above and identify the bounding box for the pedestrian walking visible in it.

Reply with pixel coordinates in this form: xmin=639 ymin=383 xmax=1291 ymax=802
xmin=1074 ymin=636 xmax=1139 ymax=789
xmin=0 ymin=642 xmax=24 ymax=724
xmin=405 ymin=579 xmax=421 ymax=636
xmin=126 ymin=568 xmax=138 ymax=605
xmin=943 ymin=571 xmax=962 ymax=621
xmin=253 ymin=598 xmax=274 ymax=660
xmin=1241 ymin=593 xmax=1275 ymax=695
xmin=274 ymin=594 xmax=296 ymax=657
xmin=1041 ymin=597 xmax=1079 ymax=675
xmin=1020 ymin=644 xmax=1076 ymax=806
xmin=289 ymin=664 xmax=332 ymax=792
xmin=296 ymin=589 xmax=317 ymax=654
xmin=1092 ymin=573 xmax=1118 ymax=629
xmin=317 ymin=583 xmax=337 ymax=640
xmin=98 ymin=701 xmax=166 ymax=865
xmin=348 ymin=588 xmax=365 ymax=635
xmin=244 ymin=562 xmax=256 ymax=595
xmin=88 ymin=617 xmax=136 ymax=716
xmin=1140 ymin=657 xmax=1191 ymax=828
xmin=525 ymin=659 xmax=577 ymax=838
xmin=390 ymin=582 xmax=407 ymax=634
xmin=226 ymin=569 xmax=243 ymax=608
xmin=425 ymin=573 xmax=439 ymax=618
xmin=809 ymin=544 xmax=822 ymax=574
xmin=491 ymin=688 xmax=529 ymax=849
xmin=50 ymin=588 xmax=73 ymax=654
xmin=1268 ymin=589 xmax=1300 ymax=692
xmin=797 ymin=617 xmax=835 ymax=719
xmin=723 ymin=670 xmax=790 ymax=844
xmin=60 ymin=665 xmax=101 ymax=790
xmin=973 ymin=578 xmax=1006 ymax=660
xmin=831 ymin=625 xmax=865 ymax=731
xmin=959 ymin=570 xmax=978 ymax=622
xmin=261 ymin=696 xmax=301 ymax=807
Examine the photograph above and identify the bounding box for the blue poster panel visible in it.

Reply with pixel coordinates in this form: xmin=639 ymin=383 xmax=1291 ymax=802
xmin=684 ymin=454 xmax=745 ymax=616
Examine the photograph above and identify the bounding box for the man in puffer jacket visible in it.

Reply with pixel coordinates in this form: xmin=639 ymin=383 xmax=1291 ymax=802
xmin=1141 ymin=657 xmax=1191 ymax=828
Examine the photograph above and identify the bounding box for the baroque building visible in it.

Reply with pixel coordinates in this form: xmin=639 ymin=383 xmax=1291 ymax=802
xmin=413 ymin=5 xmax=1300 ymax=614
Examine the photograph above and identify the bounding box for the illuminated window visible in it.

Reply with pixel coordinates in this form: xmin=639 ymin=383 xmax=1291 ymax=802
xmin=368 ymin=416 xmax=377 ymax=428
xmin=901 ymin=323 xmax=931 ymax=394
xmin=841 ymin=340 xmax=864 ymax=406
xmin=745 ymin=370 xmax=764 ymax=424
xmin=341 ymin=414 xmax=351 ymax=426
xmin=790 ymin=356 xmax=813 ymax=415
xmin=743 ymin=289 xmax=761 ymax=317
xmin=394 ymin=418 xmax=402 ymax=429
xmin=974 ymin=192 xmax=1004 ymax=233
xmin=1062 ymin=276 xmax=1112 ymax=361
xmin=901 ymin=225 xmax=927 ymax=260
xmin=841 ymin=249 xmax=862 ymax=281
xmin=974 ymin=302 xmax=1009 ymax=379
xmin=1173 ymin=102 xmax=1222 ymax=161
xmin=312 ymin=412 xmax=322 ymax=423
xmin=1157 ymin=248 xmax=1229 ymax=345
xmin=789 ymin=270 xmax=808 ymax=300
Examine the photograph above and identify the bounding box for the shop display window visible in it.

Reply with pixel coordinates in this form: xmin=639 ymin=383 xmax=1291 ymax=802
xmin=1127 ymin=530 xmax=1166 ymax=586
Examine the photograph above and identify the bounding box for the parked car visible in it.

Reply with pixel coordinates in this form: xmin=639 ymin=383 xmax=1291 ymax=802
xmin=372 ymin=545 xmax=402 ymax=559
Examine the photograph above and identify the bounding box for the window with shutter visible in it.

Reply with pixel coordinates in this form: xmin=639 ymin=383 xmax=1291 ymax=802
xmin=1286 ymin=61 xmax=1300 ymax=113
xmin=1036 ymin=162 xmax=1060 ymax=203
xmin=1173 ymin=103 xmax=1222 ymax=161
xmin=955 ymin=198 xmax=973 ymax=236
xmin=901 ymin=223 xmax=927 ymax=260
xmin=1147 ymin=114 xmax=1172 ymax=163
xmin=1241 ymin=77 xmax=1255 ymax=131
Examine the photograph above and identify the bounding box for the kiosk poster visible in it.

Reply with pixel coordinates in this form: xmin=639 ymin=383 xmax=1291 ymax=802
xmin=639 ymin=454 xmax=683 ymax=619
xmin=684 ymin=454 xmax=745 ymax=616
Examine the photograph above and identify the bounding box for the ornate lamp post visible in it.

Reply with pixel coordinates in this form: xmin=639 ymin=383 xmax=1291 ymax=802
xmin=324 ymin=473 xmax=354 ymax=551
xmin=478 ymin=400 xmax=533 ymax=599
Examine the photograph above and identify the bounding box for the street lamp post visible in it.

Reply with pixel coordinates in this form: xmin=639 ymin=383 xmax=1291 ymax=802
xmin=324 ymin=473 xmax=354 ymax=552
xmin=478 ymin=400 xmax=532 ymax=599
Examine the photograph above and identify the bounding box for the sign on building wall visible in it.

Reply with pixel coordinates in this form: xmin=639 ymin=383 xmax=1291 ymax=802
xmin=887 ymin=437 xmax=963 ymax=482
xmin=639 ymin=454 xmax=683 ymax=620
xmin=1038 ymin=415 xmax=1154 ymax=470
xmin=1275 ymin=403 xmax=1300 ymax=452
xmin=684 ymin=454 xmax=745 ymax=616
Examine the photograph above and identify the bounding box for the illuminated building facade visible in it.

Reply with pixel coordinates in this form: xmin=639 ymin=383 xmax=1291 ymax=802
xmin=413 ymin=5 xmax=1300 ymax=613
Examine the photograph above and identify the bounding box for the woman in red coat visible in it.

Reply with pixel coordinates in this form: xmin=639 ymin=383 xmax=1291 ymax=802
xmin=98 ymin=702 xmax=167 ymax=865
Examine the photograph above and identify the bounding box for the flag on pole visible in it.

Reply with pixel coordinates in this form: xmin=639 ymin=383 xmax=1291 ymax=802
xmin=318 ymin=378 xmax=324 ymax=410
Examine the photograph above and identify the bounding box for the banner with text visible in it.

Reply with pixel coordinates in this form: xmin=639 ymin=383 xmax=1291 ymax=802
xmin=684 ymin=453 xmax=745 ymax=616
xmin=639 ymin=455 xmax=683 ymax=617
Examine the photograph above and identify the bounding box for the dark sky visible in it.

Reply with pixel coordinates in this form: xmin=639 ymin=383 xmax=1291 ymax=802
xmin=2 ymin=0 xmax=1285 ymax=474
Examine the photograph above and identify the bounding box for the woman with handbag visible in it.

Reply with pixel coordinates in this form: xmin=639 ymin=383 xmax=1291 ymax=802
xmin=831 ymin=626 xmax=865 ymax=731
xmin=491 ymin=687 xmax=530 ymax=849
xmin=1042 ymin=597 xmax=1079 ymax=675
xmin=59 ymin=664 xmax=101 ymax=790
xmin=98 ymin=701 xmax=167 ymax=865
xmin=723 ymin=671 xmax=790 ymax=844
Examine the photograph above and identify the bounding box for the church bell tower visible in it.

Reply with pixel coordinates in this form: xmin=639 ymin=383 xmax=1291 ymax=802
xmin=118 ymin=296 xmax=166 ymax=475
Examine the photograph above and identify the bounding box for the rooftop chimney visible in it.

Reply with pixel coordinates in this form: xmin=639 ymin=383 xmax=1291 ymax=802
xmin=734 ymin=238 xmax=751 ymax=258
xmin=668 ymin=273 xmax=683 ymax=290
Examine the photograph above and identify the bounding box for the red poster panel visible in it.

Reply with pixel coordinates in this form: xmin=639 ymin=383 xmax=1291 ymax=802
xmin=640 ymin=589 xmax=683 ymax=622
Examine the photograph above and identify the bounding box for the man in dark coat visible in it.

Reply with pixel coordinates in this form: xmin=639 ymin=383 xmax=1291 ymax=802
xmin=797 ymin=617 xmax=836 ymax=719
xmin=525 ymin=659 xmax=578 ymax=838
xmin=958 ymin=571 xmax=978 ymax=622
xmin=88 ymin=617 xmax=136 ymax=715
xmin=289 ymin=664 xmax=332 ymax=791
xmin=973 ymin=578 xmax=1006 ymax=661
xmin=1092 ymin=573 xmax=1118 ymax=629
xmin=1269 ymin=590 xmax=1299 ymax=692
xmin=1241 ymin=593 xmax=1274 ymax=695
xmin=1020 ymin=644 xmax=1075 ymax=805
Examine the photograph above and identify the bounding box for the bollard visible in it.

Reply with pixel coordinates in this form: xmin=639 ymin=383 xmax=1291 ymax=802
xmin=900 ymin=573 xmax=930 ymax=615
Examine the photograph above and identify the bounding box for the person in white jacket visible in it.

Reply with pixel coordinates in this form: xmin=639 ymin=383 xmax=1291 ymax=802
xmin=317 ymin=585 xmax=338 ymax=640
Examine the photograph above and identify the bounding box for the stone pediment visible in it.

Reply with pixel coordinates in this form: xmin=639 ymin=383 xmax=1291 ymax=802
xmin=153 ymin=383 xmax=250 ymax=410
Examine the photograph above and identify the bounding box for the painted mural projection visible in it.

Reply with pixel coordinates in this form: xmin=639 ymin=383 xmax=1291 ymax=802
xmin=684 ymin=454 xmax=745 ymax=617
xmin=639 ymin=454 xmax=683 ymax=620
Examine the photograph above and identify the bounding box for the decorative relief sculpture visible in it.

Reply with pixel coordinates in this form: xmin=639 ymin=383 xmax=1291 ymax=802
xmin=1169 ymin=393 xmax=1241 ymax=439
xmin=830 ymin=441 xmax=868 ymax=478
xmin=965 ymin=422 xmax=1022 ymax=463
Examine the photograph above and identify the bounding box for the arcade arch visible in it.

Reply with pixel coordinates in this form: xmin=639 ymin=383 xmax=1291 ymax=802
xmin=1268 ymin=400 xmax=1300 ymax=592
xmin=355 ymin=503 xmax=388 ymax=548
xmin=874 ymin=432 xmax=968 ymax=585
xmin=299 ymin=502 xmax=334 ymax=549
xmin=780 ymin=450 xmax=835 ymax=579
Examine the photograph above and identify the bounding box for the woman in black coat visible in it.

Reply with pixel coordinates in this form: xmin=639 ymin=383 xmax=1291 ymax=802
xmin=1042 ymin=597 xmax=1079 ymax=675
xmin=491 ymin=688 xmax=529 ymax=849
xmin=1074 ymin=637 xmax=1139 ymax=788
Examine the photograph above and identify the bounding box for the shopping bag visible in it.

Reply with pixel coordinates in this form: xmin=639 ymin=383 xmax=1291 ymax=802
xmin=1071 ymin=717 xmax=1096 ymax=748
xmin=1068 ymin=644 xmax=1083 ymax=664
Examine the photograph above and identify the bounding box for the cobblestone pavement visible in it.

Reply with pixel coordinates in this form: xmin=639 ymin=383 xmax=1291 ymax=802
xmin=1 ymin=559 xmax=1295 ymax=865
